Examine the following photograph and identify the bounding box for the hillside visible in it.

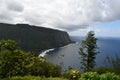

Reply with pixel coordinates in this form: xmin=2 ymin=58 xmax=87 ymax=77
xmin=0 ymin=23 xmax=72 ymax=55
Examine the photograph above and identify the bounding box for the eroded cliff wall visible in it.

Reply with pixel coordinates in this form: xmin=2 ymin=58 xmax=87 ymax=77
xmin=0 ymin=23 xmax=72 ymax=54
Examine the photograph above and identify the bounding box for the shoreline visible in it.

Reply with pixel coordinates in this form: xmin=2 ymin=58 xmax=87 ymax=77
xmin=38 ymin=43 xmax=76 ymax=57
xmin=38 ymin=48 xmax=55 ymax=57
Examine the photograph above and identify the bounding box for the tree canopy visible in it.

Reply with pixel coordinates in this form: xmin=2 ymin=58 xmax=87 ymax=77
xmin=0 ymin=40 xmax=60 ymax=78
xmin=79 ymin=31 xmax=99 ymax=71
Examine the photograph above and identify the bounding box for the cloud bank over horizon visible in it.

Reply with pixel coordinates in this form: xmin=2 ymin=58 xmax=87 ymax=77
xmin=0 ymin=0 xmax=120 ymax=31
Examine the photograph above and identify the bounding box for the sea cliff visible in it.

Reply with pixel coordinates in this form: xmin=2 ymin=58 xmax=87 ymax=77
xmin=0 ymin=23 xmax=72 ymax=55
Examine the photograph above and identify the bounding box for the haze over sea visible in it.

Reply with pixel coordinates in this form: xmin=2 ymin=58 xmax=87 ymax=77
xmin=46 ymin=37 xmax=120 ymax=71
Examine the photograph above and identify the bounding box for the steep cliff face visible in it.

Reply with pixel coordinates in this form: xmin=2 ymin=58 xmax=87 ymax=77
xmin=0 ymin=23 xmax=72 ymax=54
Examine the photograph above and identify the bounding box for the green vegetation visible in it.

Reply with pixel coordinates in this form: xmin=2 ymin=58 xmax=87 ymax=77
xmin=1 ymin=76 xmax=68 ymax=80
xmin=100 ymin=72 xmax=120 ymax=80
xmin=80 ymin=72 xmax=120 ymax=80
xmin=0 ymin=31 xmax=120 ymax=80
xmin=79 ymin=31 xmax=99 ymax=71
xmin=68 ymin=69 xmax=80 ymax=80
xmin=80 ymin=72 xmax=100 ymax=80
xmin=0 ymin=40 xmax=61 ymax=78
xmin=90 ymin=67 xmax=120 ymax=75
xmin=1 ymin=72 xmax=120 ymax=80
xmin=0 ymin=23 xmax=72 ymax=55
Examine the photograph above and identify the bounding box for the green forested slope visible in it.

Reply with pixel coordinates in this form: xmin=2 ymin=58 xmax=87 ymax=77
xmin=0 ymin=23 xmax=72 ymax=55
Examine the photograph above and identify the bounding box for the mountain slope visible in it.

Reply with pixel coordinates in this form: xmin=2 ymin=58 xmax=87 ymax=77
xmin=0 ymin=23 xmax=72 ymax=55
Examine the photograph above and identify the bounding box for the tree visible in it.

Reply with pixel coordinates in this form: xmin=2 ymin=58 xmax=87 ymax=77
xmin=0 ymin=40 xmax=30 ymax=78
xmin=0 ymin=40 xmax=61 ymax=78
xmin=0 ymin=40 xmax=18 ymax=51
xmin=79 ymin=31 xmax=99 ymax=71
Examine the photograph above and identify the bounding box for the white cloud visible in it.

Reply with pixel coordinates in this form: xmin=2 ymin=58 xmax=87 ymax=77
xmin=0 ymin=0 xmax=24 ymax=23
xmin=6 ymin=0 xmax=24 ymax=12
xmin=0 ymin=0 xmax=120 ymax=31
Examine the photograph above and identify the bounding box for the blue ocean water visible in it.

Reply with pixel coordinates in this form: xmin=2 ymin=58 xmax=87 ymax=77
xmin=46 ymin=37 xmax=120 ymax=71
xmin=96 ymin=38 xmax=120 ymax=67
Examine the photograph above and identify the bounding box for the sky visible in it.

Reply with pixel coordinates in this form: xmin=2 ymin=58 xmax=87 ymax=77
xmin=0 ymin=0 xmax=120 ymax=37
xmin=69 ymin=20 xmax=120 ymax=37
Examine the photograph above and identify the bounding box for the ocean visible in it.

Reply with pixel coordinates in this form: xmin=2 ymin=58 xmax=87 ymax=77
xmin=45 ymin=37 xmax=120 ymax=71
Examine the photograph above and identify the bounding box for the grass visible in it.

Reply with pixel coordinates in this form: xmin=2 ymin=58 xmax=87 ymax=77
xmin=1 ymin=72 xmax=120 ymax=80
xmin=1 ymin=76 xmax=68 ymax=80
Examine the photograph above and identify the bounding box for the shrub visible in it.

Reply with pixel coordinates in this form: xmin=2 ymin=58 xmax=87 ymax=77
xmin=80 ymin=72 xmax=100 ymax=80
xmin=61 ymin=70 xmax=69 ymax=78
xmin=1 ymin=76 xmax=69 ymax=80
xmin=0 ymin=49 xmax=33 ymax=78
xmin=91 ymin=67 xmax=120 ymax=75
xmin=91 ymin=67 xmax=116 ymax=74
xmin=68 ymin=69 xmax=80 ymax=80
xmin=29 ymin=59 xmax=61 ymax=77
xmin=0 ymin=40 xmax=18 ymax=51
xmin=100 ymin=72 xmax=120 ymax=80
xmin=0 ymin=40 xmax=61 ymax=78
xmin=0 ymin=50 xmax=61 ymax=78
xmin=80 ymin=72 xmax=120 ymax=80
